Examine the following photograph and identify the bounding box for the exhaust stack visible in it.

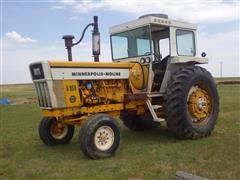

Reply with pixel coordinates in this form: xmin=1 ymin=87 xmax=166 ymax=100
xmin=92 ymin=16 xmax=100 ymax=62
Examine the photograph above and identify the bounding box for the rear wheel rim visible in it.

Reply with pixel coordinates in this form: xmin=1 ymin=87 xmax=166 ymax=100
xmin=94 ymin=126 xmax=115 ymax=151
xmin=187 ymin=85 xmax=212 ymax=125
xmin=50 ymin=121 xmax=68 ymax=139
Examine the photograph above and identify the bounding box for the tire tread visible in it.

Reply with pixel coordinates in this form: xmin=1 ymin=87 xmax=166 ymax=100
xmin=163 ymin=66 xmax=219 ymax=139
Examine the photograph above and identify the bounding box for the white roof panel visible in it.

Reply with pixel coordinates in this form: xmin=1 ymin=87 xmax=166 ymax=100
xmin=109 ymin=16 xmax=197 ymax=34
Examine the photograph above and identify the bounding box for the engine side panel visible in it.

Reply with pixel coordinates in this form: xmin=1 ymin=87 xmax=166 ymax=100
xmin=79 ymin=79 xmax=128 ymax=106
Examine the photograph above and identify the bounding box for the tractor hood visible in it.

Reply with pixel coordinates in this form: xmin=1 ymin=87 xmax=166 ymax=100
xmin=30 ymin=61 xmax=134 ymax=81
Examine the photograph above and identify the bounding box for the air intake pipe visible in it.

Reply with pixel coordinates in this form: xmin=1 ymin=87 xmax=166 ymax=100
xmin=62 ymin=16 xmax=100 ymax=62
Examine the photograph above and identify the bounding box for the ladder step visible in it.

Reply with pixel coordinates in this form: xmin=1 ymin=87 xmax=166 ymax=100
xmin=155 ymin=118 xmax=165 ymax=122
xmin=147 ymin=93 xmax=162 ymax=97
xmin=152 ymin=105 xmax=162 ymax=109
xmin=146 ymin=99 xmax=165 ymax=122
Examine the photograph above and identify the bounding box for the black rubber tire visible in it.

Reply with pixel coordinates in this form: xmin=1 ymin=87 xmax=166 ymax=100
xmin=120 ymin=111 xmax=160 ymax=131
xmin=38 ymin=118 xmax=75 ymax=145
xmin=79 ymin=114 xmax=121 ymax=159
xmin=163 ymin=66 xmax=219 ymax=139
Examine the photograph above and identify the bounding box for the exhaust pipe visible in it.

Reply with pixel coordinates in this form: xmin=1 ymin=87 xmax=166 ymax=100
xmin=92 ymin=16 xmax=100 ymax=62
xmin=62 ymin=35 xmax=74 ymax=62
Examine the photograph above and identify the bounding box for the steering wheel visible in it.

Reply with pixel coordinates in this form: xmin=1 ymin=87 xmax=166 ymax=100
xmin=143 ymin=52 xmax=162 ymax=62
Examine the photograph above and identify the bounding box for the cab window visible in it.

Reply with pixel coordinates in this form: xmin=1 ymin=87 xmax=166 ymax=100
xmin=111 ymin=26 xmax=151 ymax=60
xmin=176 ymin=30 xmax=195 ymax=56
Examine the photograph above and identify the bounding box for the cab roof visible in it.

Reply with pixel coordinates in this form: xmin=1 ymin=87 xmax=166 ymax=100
xmin=109 ymin=14 xmax=197 ymax=34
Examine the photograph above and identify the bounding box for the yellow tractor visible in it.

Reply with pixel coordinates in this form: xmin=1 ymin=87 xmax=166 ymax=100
xmin=29 ymin=14 xmax=219 ymax=159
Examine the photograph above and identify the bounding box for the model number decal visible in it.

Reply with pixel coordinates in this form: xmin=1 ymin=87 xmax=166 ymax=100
xmin=66 ymin=85 xmax=77 ymax=91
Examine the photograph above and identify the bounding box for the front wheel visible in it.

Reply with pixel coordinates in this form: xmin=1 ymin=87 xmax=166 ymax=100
xmin=163 ymin=66 xmax=219 ymax=139
xmin=38 ymin=118 xmax=75 ymax=145
xmin=79 ymin=114 xmax=121 ymax=159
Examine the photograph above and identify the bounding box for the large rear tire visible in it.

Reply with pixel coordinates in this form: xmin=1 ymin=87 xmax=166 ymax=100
xmin=163 ymin=66 xmax=219 ymax=139
xmin=39 ymin=118 xmax=75 ymax=145
xmin=120 ymin=111 xmax=160 ymax=131
xmin=79 ymin=114 xmax=121 ymax=159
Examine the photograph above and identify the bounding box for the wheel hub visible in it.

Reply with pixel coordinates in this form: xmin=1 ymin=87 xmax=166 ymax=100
xmin=50 ymin=122 xmax=68 ymax=139
xmin=197 ymin=98 xmax=207 ymax=110
xmin=188 ymin=86 xmax=211 ymax=121
xmin=94 ymin=126 xmax=114 ymax=151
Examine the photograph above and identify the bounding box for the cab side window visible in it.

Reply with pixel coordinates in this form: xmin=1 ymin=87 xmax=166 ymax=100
xmin=176 ymin=30 xmax=195 ymax=56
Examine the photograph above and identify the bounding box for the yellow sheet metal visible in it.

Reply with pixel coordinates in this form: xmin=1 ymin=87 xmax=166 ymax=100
xmin=48 ymin=61 xmax=132 ymax=68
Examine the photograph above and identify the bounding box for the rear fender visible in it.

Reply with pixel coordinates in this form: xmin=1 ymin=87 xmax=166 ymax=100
xmin=159 ymin=61 xmax=195 ymax=94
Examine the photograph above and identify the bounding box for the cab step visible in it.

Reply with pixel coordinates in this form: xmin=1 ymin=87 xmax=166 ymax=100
xmin=146 ymin=99 xmax=165 ymax=122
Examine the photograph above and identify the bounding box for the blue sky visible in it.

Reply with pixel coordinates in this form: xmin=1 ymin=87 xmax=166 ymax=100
xmin=1 ymin=0 xmax=239 ymax=84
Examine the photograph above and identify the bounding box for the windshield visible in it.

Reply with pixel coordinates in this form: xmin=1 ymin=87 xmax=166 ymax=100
xmin=111 ymin=26 xmax=151 ymax=60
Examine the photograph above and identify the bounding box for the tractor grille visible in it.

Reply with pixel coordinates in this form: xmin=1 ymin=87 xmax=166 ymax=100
xmin=34 ymin=81 xmax=52 ymax=107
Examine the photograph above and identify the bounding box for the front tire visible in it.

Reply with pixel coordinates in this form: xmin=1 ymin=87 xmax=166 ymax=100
xmin=79 ymin=114 xmax=121 ymax=159
xmin=39 ymin=118 xmax=75 ymax=145
xmin=163 ymin=66 xmax=219 ymax=139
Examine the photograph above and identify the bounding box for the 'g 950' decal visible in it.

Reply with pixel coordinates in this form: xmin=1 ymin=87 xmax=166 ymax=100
xmin=66 ymin=85 xmax=77 ymax=91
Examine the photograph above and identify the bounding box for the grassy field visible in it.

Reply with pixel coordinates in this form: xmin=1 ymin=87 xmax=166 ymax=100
xmin=215 ymin=77 xmax=240 ymax=81
xmin=0 ymin=82 xmax=240 ymax=179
